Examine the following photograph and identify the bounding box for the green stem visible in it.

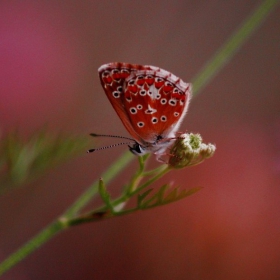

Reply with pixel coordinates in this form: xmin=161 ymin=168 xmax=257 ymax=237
xmin=124 ymin=154 xmax=150 ymax=194
xmin=129 ymin=166 xmax=171 ymax=196
xmin=0 ymin=0 xmax=278 ymax=276
xmin=66 ymin=166 xmax=171 ymax=226
xmin=192 ymin=0 xmax=279 ymax=96
xmin=0 ymin=220 xmax=64 ymax=276
xmin=0 ymin=152 xmax=133 ymax=276
xmin=64 ymin=151 xmax=133 ymax=218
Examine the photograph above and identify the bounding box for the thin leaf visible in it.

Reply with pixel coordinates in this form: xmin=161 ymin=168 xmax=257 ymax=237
xmin=0 ymin=130 xmax=89 ymax=193
xmin=137 ymin=188 xmax=154 ymax=207
xmin=157 ymin=184 xmax=169 ymax=204
xmin=141 ymin=184 xmax=169 ymax=208
xmin=98 ymin=178 xmax=113 ymax=211
xmin=164 ymin=187 xmax=179 ymax=202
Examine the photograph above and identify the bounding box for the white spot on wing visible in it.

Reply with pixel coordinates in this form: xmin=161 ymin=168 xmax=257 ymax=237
xmin=137 ymin=122 xmax=144 ymax=127
xmin=145 ymin=104 xmax=157 ymax=114
xmin=151 ymin=117 xmax=158 ymax=124
xmin=130 ymin=107 xmax=137 ymax=114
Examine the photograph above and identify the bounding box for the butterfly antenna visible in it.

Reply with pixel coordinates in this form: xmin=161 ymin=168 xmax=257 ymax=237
xmin=90 ymin=133 xmax=135 ymax=142
xmin=87 ymin=141 xmax=135 ymax=153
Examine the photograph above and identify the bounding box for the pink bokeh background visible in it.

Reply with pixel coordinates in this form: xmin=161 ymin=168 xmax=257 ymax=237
xmin=1 ymin=1 xmax=280 ymax=279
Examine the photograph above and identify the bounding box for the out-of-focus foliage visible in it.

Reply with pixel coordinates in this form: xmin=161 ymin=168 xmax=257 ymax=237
xmin=0 ymin=130 xmax=89 ymax=193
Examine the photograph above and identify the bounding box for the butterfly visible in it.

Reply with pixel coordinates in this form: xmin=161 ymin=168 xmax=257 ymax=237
xmin=91 ymin=62 xmax=192 ymax=161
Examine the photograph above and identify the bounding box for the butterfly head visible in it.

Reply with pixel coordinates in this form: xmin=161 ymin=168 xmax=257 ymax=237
xmin=128 ymin=142 xmax=147 ymax=156
xmin=128 ymin=134 xmax=174 ymax=159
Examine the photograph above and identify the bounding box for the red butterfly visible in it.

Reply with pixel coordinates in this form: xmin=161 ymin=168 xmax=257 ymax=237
xmin=90 ymin=62 xmax=192 ymax=161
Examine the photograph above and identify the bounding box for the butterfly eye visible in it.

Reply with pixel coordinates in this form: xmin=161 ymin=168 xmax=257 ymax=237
xmin=160 ymin=115 xmax=167 ymax=122
xmin=129 ymin=143 xmax=146 ymax=155
xmin=174 ymin=112 xmax=180 ymax=117
xmin=136 ymin=104 xmax=143 ymax=110
xmin=160 ymin=98 xmax=167 ymax=105
xmin=117 ymin=86 xmax=123 ymax=92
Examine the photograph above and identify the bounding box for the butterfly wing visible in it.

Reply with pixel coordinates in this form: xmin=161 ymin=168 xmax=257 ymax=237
xmin=98 ymin=63 xmax=145 ymax=144
xmin=98 ymin=62 xmax=192 ymax=145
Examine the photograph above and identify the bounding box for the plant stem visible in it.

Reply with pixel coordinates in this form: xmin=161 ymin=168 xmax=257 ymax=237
xmin=129 ymin=166 xmax=171 ymax=197
xmin=0 ymin=152 xmax=133 ymax=276
xmin=0 ymin=220 xmax=64 ymax=276
xmin=192 ymin=0 xmax=279 ymax=96
xmin=66 ymin=165 xmax=171 ymax=226
xmin=63 ymin=151 xmax=133 ymax=218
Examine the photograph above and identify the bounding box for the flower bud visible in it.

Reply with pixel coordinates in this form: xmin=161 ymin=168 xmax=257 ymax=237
xmin=168 ymin=133 xmax=216 ymax=169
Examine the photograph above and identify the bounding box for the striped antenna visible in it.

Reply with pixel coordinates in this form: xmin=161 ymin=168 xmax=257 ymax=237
xmin=90 ymin=133 xmax=135 ymax=141
xmin=87 ymin=133 xmax=136 ymax=153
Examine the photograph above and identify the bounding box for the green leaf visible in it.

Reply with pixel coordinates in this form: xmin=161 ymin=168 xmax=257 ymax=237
xmin=156 ymin=184 xmax=169 ymax=204
xmin=163 ymin=187 xmax=202 ymax=205
xmin=0 ymin=130 xmax=89 ymax=193
xmin=140 ymin=184 xmax=168 ymax=208
xmin=137 ymin=188 xmax=154 ymax=207
xmin=164 ymin=187 xmax=179 ymax=202
xmin=98 ymin=178 xmax=113 ymax=210
xmin=138 ymin=154 xmax=150 ymax=171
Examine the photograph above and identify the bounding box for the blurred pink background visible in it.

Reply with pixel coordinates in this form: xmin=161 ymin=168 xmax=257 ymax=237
xmin=1 ymin=1 xmax=280 ymax=279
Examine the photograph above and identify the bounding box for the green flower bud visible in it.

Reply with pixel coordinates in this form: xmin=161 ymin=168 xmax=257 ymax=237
xmin=168 ymin=133 xmax=216 ymax=169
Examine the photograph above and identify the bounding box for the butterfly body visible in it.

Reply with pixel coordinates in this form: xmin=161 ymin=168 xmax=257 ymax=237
xmin=98 ymin=62 xmax=192 ymax=159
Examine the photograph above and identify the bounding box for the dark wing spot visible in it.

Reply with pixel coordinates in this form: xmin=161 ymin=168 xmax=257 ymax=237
xmin=130 ymin=107 xmax=137 ymax=114
xmin=140 ymin=90 xmax=146 ymax=96
xmin=151 ymin=117 xmax=158 ymax=124
xmin=113 ymin=91 xmax=120 ymax=98
xmin=169 ymin=99 xmax=176 ymax=106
